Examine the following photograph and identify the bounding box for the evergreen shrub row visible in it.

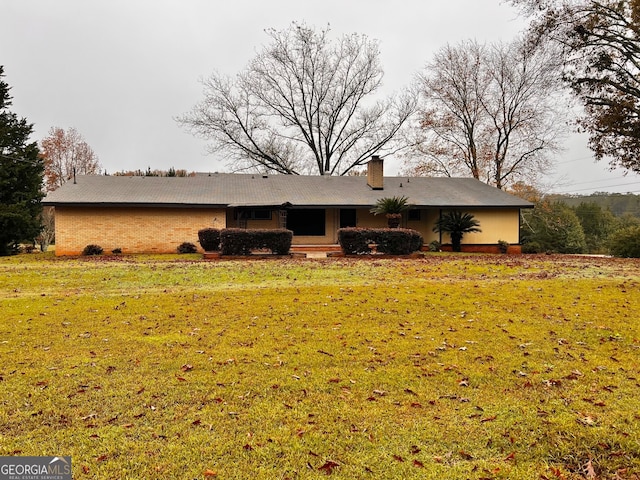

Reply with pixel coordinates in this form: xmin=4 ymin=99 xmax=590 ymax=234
xmin=337 ymin=228 xmax=423 ymax=255
xmin=212 ymin=228 xmax=293 ymax=255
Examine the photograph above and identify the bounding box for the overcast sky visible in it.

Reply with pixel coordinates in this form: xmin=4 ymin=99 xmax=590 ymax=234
xmin=2 ymin=0 xmax=637 ymax=194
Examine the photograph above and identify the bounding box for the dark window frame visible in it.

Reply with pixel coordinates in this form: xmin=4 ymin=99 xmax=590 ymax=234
xmin=234 ymin=208 xmax=273 ymax=221
xmin=286 ymin=209 xmax=326 ymax=236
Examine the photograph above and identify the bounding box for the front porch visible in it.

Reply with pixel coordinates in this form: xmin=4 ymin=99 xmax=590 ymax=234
xmin=289 ymin=244 xmax=342 ymax=254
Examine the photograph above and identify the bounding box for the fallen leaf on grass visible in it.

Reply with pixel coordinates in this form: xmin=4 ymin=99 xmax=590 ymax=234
xmin=577 ymin=413 xmax=597 ymax=426
xmin=459 ymin=450 xmax=474 ymax=460
xmin=549 ymin=466 xmax=566 ymax=479
xmin=413 ymin=459 xmax=424 ymax=467
xmin=392 ymin=454 xmax=404 ymax=462
xmin=318 ymin=460 xmax=340 ymax=474
xmin=181 ymin=364 xmax=193 ymax=372
xmin=203 ymin=469 xmax=217 ymax=476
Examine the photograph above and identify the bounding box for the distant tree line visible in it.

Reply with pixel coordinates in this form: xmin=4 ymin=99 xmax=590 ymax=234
xmin=517 ymin=189 xmax=640 ymax=256
xmin=548 ymin=192 xmax=640 ymax=218
xmin=111 ymin=167 xmax=195 ymax=177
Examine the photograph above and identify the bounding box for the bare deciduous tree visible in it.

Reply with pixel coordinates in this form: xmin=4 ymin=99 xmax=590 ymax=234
xmin=178 ymin=23 xmax=417 ymax=176
xmin=40 ymin=127 xmax=101 ymax=191
xmin=406 ymin=37 xmax=568 ymax=189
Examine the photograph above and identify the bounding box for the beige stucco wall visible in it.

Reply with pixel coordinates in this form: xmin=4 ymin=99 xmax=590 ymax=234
xmin=406 ymin=210 xmax=441 ymax=243
xmin=434 ymin=209 xmax=521 ymax=246
xmin=54 ymin=206 xmax=226 ymax=255
xmin=349 ymin=208 xmax=521 ymax=246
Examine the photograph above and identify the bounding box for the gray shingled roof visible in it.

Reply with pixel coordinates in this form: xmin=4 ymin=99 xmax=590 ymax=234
xmin=43 ymin=174 xmax=533 ymax=209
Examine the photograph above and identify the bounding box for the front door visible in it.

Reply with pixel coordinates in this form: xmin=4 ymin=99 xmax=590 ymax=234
xmin=340 ymin=209 xmax=357 ymax=228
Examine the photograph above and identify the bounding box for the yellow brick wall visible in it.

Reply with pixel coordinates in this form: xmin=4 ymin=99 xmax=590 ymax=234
xmin=54 ymin=207 xmax=226 ymax=255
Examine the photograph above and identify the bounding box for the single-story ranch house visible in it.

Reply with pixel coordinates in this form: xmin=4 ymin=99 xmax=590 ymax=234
xmin=43 ymin=157 xmax=533 ymax=255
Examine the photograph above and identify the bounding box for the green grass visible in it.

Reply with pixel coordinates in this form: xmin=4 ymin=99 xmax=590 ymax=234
xmin=1 ymin=253 xmax=639 ymax=479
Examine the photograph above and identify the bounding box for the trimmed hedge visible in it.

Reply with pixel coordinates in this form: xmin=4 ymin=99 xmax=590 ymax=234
xmin=198 ymin=228 xmax=221 ymax=251
xmin=338 ymin=228 xmax=423 ymax=255
xmin=220 ymin=228 xmax=293 ymax=256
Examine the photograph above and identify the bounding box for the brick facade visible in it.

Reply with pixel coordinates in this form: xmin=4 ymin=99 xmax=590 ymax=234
xmin=54 ymin=206 xmax=226 ymax=255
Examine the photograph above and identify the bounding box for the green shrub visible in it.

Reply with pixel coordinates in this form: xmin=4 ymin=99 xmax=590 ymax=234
xmin=111 ymin=248 xmax=122 ymax=255
xmin=337 ymin=228 xmax=423 ymax=255
xmin=608 ymin=226 xmax=640 ymax=258
xmin=521 ymin=241 xmax=542 ymax=254
xmin=337 ymin=228 xmax=372 ymax=254
xmin=428 ymin=240 xmax=441 ymax=252
xmin=521 ymin=201 xmax=586 ymax=254
xmin=198 ymin=228 xmax=221 ymax=251
xmin=498 ymin=240 xmax=509 ymax=254
xmin=177 ymin=242 xmax=198 ymax=254
xmin=376 ymin=229 xmax=423 ymax=255
xmin=220 ymin=229 xmax=292 ymax=255
xmin=82 ymin=244 xmax=103 ymax=256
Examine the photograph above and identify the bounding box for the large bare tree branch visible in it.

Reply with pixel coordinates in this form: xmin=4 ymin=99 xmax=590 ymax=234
xmin=178 ymin=23 xmax=417 ymax=175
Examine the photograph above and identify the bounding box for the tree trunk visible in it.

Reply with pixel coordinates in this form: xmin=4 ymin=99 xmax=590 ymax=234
xmin=451 ymin=233 xmax=463 ymax=252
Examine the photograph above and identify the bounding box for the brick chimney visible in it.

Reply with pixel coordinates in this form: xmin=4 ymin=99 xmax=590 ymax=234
xmin=367 ymin=155 xmax=384 ymax=190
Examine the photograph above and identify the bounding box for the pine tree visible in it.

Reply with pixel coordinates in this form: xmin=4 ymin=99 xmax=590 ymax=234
xmin=0 ymin=66 xmax=45 ymax=255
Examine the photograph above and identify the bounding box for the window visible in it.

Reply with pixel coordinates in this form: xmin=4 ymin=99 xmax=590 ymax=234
xmin=408 ymin=209 xmax=421 ymax=221
xmin=286 ymin=209 xmax=326 ymax=236
xmin=340 ymin=209 xmax=357 ymax=228
xmin=234 ymin=208 xmax=272 ymax=220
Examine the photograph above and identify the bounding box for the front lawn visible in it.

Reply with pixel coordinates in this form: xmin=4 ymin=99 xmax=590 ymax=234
xmin=1 ymin=254 xmax=638 ymax=479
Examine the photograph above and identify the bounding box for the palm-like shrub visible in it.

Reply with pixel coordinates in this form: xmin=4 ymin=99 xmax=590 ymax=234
xmin=433 ymin=211 xmax=481 ymax=252
xmin=370 ymin=196 xmax=411 ymax=228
